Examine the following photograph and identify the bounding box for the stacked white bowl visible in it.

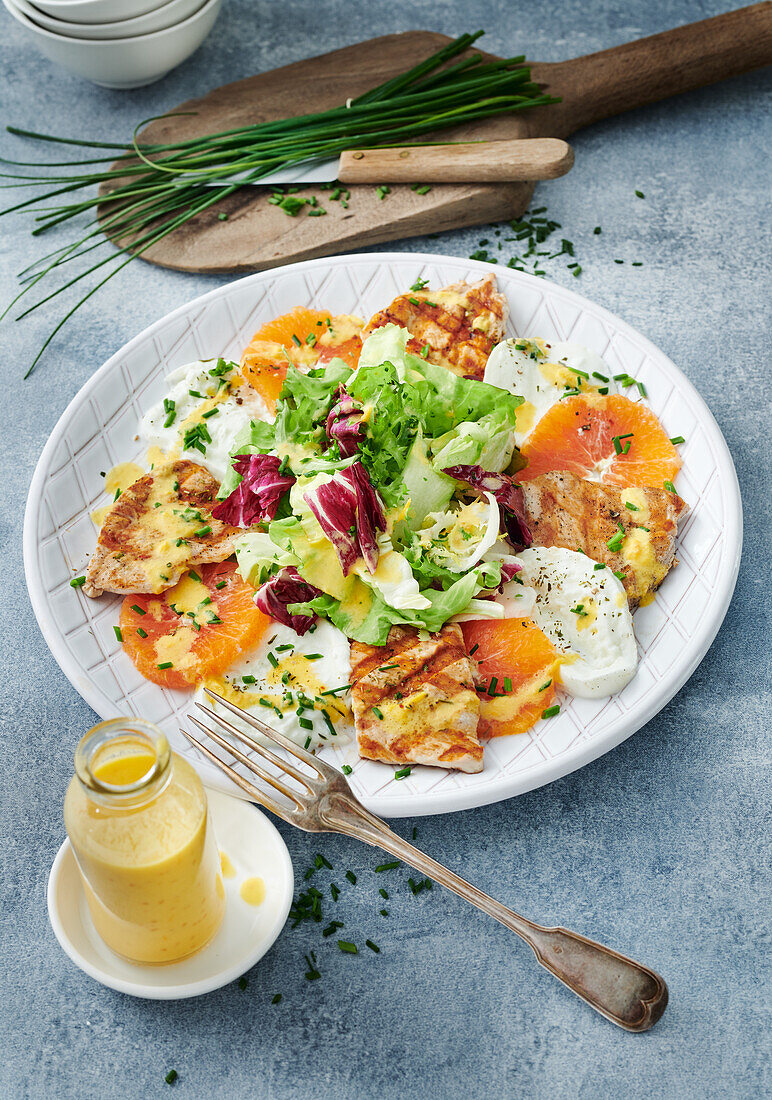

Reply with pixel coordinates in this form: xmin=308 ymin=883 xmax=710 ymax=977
xmin=2 ymin=0 xmax=224 ymax=87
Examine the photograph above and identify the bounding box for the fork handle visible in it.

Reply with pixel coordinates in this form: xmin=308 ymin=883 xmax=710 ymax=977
xmin=327 ymin=801 xmax=667 ymax=1032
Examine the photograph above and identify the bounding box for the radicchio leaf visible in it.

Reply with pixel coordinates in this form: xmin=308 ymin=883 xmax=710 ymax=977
xmin=499 ymin=561 xmax=523 ymax=585
xmin=212 ymin=453 xmax=294 ymax=528
xmin=442 ymin=464 xmax=532 ymax=551
xmin=304 ymin=462 xmax=386 ymax=574
xmin=325 ymin=385 xmax=365 ymax=458
xmin=254 ymin=567 xmax=321 ymax=635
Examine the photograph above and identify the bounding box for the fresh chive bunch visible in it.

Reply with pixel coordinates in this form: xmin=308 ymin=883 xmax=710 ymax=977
xmin=0 ymin=31 xmax=557 ymax=377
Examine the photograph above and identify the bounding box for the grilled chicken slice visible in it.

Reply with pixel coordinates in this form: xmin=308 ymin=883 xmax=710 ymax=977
xmin=350 ymin=624 xmax=483 ymax=773
xmin=363 ymin=275 xmax=507 ymax=381
xmin=85 ymin=460 xmax=238 ymax=598
xmin=521 ymin=470 xmax=688 ymax=607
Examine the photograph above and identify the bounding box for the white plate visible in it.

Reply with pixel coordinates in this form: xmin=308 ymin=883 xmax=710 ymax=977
xmin=47 ymin=789 xmax=294 ymax=999
xmin=24 ymin=253 xmax=742 ymax=818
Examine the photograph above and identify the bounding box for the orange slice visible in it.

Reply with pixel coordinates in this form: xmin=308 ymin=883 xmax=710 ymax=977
xmin=461 ymin=617 xmax=561 ymax=738
xmin=120 ymin=561 xmax=269 ymax=690
xmin=240 ymin=307 xmax=363 ymax=412
xmin=519 ymin=394 xmax=681 ymax=488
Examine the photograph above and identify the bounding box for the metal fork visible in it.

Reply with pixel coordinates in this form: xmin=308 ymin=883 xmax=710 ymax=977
xmin=184 ymin=688 xmax=668 ymax=1032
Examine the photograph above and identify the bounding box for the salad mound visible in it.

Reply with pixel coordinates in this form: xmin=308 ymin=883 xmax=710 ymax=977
xmin=217 ymin=325 xmax=532 ymax=645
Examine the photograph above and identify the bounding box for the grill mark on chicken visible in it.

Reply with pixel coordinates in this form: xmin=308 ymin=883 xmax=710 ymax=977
xmin=350 ymin=624 xmax=483 ymax=773
xmin=363 ymin=275 xmax=507 ymax=381
xmin=85 ymin=459 xmax=239 ymax=598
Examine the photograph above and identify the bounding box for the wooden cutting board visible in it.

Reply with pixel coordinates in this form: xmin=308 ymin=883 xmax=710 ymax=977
xmin=110 ymin=3 xmax=772 ymax=274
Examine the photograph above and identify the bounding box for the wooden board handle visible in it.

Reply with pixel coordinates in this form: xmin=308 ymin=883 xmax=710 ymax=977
xmin=531 ymin=2 xmax=772 ymax=137
xmin=338 ymin=138 xmax=574 ymax=183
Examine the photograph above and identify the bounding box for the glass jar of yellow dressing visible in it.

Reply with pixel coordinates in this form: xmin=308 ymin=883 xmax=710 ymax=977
xmin=64 ymin=718 xmax=225 ymax=965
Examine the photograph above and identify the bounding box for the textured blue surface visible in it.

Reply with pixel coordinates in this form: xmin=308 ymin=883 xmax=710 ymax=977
xmin=1 ymin=1 xmax=770 ymax=1097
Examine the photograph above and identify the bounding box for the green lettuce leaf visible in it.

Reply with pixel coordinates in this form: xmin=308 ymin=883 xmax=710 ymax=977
xmin=235 ymin=529 xmax=298 ymax=586
xmin=429 ymin=406 xmax=517 ymax=473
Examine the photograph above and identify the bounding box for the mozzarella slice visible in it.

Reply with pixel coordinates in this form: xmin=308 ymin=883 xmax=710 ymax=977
xmin=140 ymin=360 xmax=270 ymax=483
xmin=193 ymin=620 xmax=353 ymax=750
xmin=515 ymin=546 xmax=637 ymax=698
xmin=483 ymin=338 xmax=618 ymax=445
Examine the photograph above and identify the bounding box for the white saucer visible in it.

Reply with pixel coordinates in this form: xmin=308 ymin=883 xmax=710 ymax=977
xmin=47 ymin=789 xmax=294 ymax=1000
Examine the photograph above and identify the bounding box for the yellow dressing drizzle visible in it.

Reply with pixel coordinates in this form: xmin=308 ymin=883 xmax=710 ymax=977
xmin=105 ymin=462 xmax=144 ymax=497
xmin=239 ymin=876 xmax=266 ymax=906
xmin=220 ymin=852 xmax=236 ymax=879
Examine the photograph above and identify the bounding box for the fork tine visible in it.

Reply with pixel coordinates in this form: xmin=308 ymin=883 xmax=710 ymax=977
xmin=179 ymin=727 xmax=294 ymax=823
xmin=195 ymin=701 xmax=317 ymax=793
xmin=203 ymin=686 xmax=330 ymax=776
xmin=188 ymin=714 xmax=306 ymax=809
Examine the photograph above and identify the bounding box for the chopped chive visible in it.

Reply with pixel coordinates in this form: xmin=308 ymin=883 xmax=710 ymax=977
xmin=411 ymin=183 xmax=431 ymax=195
xmin=157 ymin=662 xmax=173 ymax=670
xmin=607 ymin=523 xmax=626 ymax=552
xmin=194 ymin=526 xmax=212 ymax=538
xmin=664 ymin=480 xmax=677 ymax=493
xmin=635 ymin=189 xmax=645 ymax=198
xmin=625 ymin=501 xmax=639 ymax=511
xmin=538 ymin=679 xmax=552 ymax=691
xmin=304 ymin=953 xmax=321 ymax=980
xmin=593 ymin=562 xmax=607 ymax=570
xmin=410 ymin=276 xmax=429 ymax=291
xmin=614 ymin=570 xmax=626 ymax=580
xmin=345 ymin=870 xmax=357 ymax=885
xmin=394 ymin=767 xmax=411 ymax=780
xmin=542 ymin=705 xmax=560 ymax=719
xmin=487 ymin=676 xmax=498 ymax=696
xmin=379 ymin=888 xmax=389 ymax=899
xmin=136 ymin=627 xmax=148 ymax=638
xmin=242 ymin=674 xmax=256 ymax=684
xmin=70 ymin=576 xmax=86 ymax=588
xmin=304 ymin=653 xmax=323 ymax=661
xmin=375 ymin=861 xmax=401 ymax=872
xmin=366 ymin=940 xmax=380 ymax=953
xmin=130 ymin=603 xmax=146 ymax=615
xmin=267 ymin=652 xmax=279 ymax=668
xmin=469 ymin=643 xmax=479 ymax=655
xmin=380 ymin=908 xmax=389 ymax=916
xmin=342 ymin=764 xmax=353 ymax=775
xmin=201 ymin=407 xmax=219 ymax=419
xmin=338 ymin=940 xmax=358 ymax=953
xmin=165 ymin=1070 xmax=178 ymax=1085
xmin=636 ymin=381 xmax=647 ymax=396
xmin=113 ymin=625 xmax=123 ymax=642
xmin=238 ymin=976 xmax=248 ymax=990
xmin=503 ymin=677 xmax=512 ymax=692
xmin=271 ymin=993 xmax=282 ymax=1004
xmin=330 ymin=883 xmax=340 ymax=901
xmin=372 ymin=706 xmax=384 ymax=720
xmin=670 ymin=436 xmax=685 ymax=445
xmin=376 ymin=185 xmax=390 ymax=200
